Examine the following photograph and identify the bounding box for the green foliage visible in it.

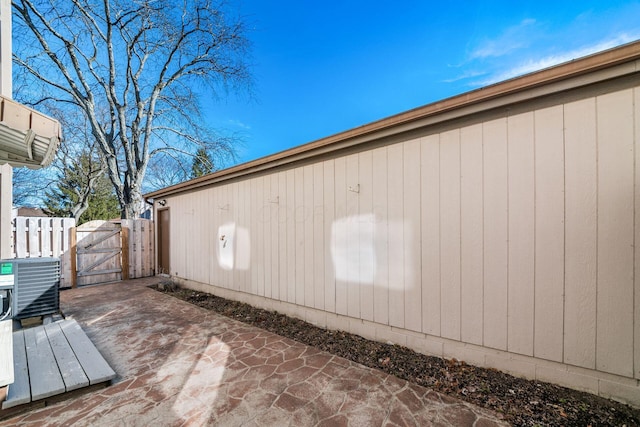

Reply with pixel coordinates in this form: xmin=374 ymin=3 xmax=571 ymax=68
xmin=191 ymin=147 xmax=215 ymax=179
xmin=43 ymin=151 xmax=120 ymax=224
xmin=77 ymin=178 xmax=121 ymax=225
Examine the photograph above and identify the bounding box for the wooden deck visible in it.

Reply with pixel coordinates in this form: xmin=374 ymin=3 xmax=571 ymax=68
xmin=2 ymin=318 xmax=116 ymax=410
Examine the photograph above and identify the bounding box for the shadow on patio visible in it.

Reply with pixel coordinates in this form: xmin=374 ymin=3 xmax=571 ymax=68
xmin=0 ymin=278 xmax=506 ymax=426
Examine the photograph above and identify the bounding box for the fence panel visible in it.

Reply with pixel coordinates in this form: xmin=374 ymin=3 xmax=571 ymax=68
xmin=13 ymin=217 xmax=155 ymax=286
xmin=12 ymin=217 xmax=76 ymax=287
xmin=120 ymin=219 xmax=155 ymax=279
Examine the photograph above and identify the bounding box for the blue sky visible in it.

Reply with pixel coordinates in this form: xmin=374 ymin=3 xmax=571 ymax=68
xmin=205 ymin=1 xmax=640 ymax=164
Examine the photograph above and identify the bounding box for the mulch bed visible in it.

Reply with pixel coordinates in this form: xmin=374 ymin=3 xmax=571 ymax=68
xmin=152 ymin=283 xmax=640 ymax=426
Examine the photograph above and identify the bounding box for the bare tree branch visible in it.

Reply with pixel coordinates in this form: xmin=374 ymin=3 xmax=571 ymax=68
xmin=13 ymin=0 xmax=252 ymax=218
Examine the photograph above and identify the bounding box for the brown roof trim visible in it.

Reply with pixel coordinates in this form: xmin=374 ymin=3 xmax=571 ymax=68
xmin=145 ymin=39 xmax=640 ymax=199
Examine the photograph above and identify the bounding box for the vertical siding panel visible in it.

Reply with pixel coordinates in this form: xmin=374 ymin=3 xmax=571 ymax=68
xmin=387 ymin=144 xmax=405 ymax=328
xmin=228 ymin=184 xmax=236 ymax=289
xmin=404 ymin=139 xmax=422 ymax=332
xmin=207 ymin=190 xmax=216 ymax=287
xmin=178 ymin=196 xmax=188 ymax=279
xmin=421 ymin=134 xmax=441 ymax=335
xmin=440 ymin=129 xmax=461 ymax=341
xmin=233 ymin=182 xmax=241 ymax=290
xmin=256 ymin=176 xmax=265 ymax=296
xmin=346 ymin=154 xmax=360 ymax=318
xmin=241 ymin=179 xmax=251 ymax=293
xmin=359 ymin=151 xmax=374 ymax=321
xmin=334 ymin=157 xmax=348 ymax=315
xmin=216 ymin=186 xmax=226 ymax=287
xmin=304 ymin=165 xmax=315 ymax=308
xmin=185 ymin=194 xmax=194 ymax=281
xmin=507 ymin=112 xmax=535 ymax=356
xmin=460 ymin=124 xmax=483 ymax=345
xmin=534 ymin=105 xmax=565 ymax=362
xmin=313 ymin=163 xmax=325 ymax=310
xmin=483 ymin=118 xmax=508 ymax=351
xmin=635 ymin=87 xmax=640 ymax=379
xmin=263 ymin=176 xmax=272 ymax=298
xmin=295 ymin=167 xmax=305 ymax=305
xmin=286 ymin=169 xmax=296 ymax=303
xmin=250 ymin=178 xmax=259 ymax=295
xmin=278 ymin=172 xmax=288 ymax=301
xmin=193 ymin=192 xmax=204 ymax=283
xmin=564 ymin=98 xmax=597 ymax=369
xmin=220 ymin=185 xmax=228 ymax=287
xmin=270 ymin=174 xmax=280 ymax=300
xmin=323 ymin=160 xmax=336 ymax=312
xmin=596 ymin=89 xmax=634 ymax=377
xmin=372 ymin=148 xmax=389 ymax=325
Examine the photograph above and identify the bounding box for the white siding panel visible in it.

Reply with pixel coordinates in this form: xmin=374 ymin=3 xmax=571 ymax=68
xmin=295 ymin=167 xmax=305 ymax=305
xmin=359 ymin=151 xmax=374 ymax=321
xmin=596 ymin=89 xmax=634 ymax=377
xmin=263 ymin=176 xmax=273 ymax=298
xmin=278 ymin=172 xmax=288 ymax=300
xmin=372 ymin=148 xmax=389 ymax=325
xmin=304 ymin=165 xmax=315 ymax=308
xmin=387 ymin=144 xmax=405 ymax=328
xmin=323 ymin=160 xmax=336 ymax=312
xmin=564 ymin=98 xmax=597 ymax=369
xmin=250 ymin=177 xmax=258 ymax=294
xmin=242 ymin=179 xmax=252 ymax=293
xmin=507 ymin=112 xmax=535 ymax=356
xmin=483 ymin=118 xmax=508 ymax=351
xmin=346 ymin=154 xmax=360 ymax=318
xmin=440 ymin=129 xmax=461 ymax=341
xmin=404 ymin=139 xmax=422 ymax=332
xmin=256 ymin=177 xmax=265 ymax=296
xmin=534 ymin=105 xmax=565 ymax=363
xmin=270 ymin=174 xmax=280 ymax=299
xmin=286 ymin=169 xmax=296 ymax=304
xmin=635 ymin=87 xmax=640 ymax=379
xmin=313 ymin=163 xmax=325 ymax=311
xmin=460 ymin=124 xmax=483 ymax=346
xmin=421 ymin=134 xmax=441 ymax=335
xmin=334 ymin=157 xmax=348 ymax=316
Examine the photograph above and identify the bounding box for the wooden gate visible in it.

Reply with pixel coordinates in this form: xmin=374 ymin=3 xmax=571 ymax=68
xmin=71 ymin=220 xmax=128 ymax=287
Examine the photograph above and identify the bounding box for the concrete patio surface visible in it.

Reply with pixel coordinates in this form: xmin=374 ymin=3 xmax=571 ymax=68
xmin=0 ymin=278 xmax=507 ymax=426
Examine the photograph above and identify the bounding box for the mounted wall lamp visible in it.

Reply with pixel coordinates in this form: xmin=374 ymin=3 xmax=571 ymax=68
xmin=158 ymin=199 xmax=167 ymax=206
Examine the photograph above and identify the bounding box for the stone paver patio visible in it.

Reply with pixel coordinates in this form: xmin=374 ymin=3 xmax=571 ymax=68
xmin=0 ymin=278 xmax=507 ymax=426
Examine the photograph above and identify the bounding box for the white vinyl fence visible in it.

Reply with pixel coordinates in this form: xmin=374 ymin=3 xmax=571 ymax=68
xmin=12 ymin=217 xmax=155 ymax=287
xmin=12 ymin=216 xmax=75 ymax=287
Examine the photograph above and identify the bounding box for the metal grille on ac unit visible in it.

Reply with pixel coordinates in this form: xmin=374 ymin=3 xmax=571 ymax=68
xmin=9 ymin=258 xmax=61 ymax=319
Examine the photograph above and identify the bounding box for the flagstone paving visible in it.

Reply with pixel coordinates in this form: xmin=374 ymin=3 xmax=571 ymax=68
xmin=0 ymin=278 xmax=507 ymax=426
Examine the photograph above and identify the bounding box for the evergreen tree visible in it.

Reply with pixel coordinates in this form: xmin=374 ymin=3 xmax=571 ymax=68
xmin=43 ymin=150 xmax=120 ymax=224
xmin=191 ymin=148 xmax=215 ymax=178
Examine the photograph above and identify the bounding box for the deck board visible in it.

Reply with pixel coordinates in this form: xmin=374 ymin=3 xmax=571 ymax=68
xmin=45 ymin=322 xmax=90 ymax=391
xmin=2 ymin=330 xmax=29 ymax=409
xmin=2 ymin=318 xmax=116 ymax=410
xmin=59 ymin=319 xmax=116 ymax=384
xmin=23 ymin=326 xmax=66 ymax=400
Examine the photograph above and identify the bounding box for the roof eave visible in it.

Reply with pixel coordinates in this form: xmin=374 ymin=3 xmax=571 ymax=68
xmin=145 ymin=39 xmax=640 ymax=199
xmin=0 ymin=96 xmax=62 ymax=169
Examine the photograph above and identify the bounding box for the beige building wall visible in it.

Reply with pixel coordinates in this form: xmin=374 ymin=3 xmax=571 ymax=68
xmin=159 ymin=70 xmax=640 ymax=406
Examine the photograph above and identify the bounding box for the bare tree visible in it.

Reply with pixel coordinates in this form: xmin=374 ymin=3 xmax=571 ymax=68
xmin=12 ymin=167 xmax=54 ymax=207
xmin=13 ymin=0 xmax=251 ymax=218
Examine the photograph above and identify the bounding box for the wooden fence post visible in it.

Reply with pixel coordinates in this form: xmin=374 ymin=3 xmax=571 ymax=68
xmin=121 ymin=225 xmax=130 ymax=281
xmin=69 ymin=227 xmax=77 ymax=288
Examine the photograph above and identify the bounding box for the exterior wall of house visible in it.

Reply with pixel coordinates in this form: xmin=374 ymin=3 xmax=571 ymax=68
xmin=159 ymin=75 xmax=640 ymax=406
